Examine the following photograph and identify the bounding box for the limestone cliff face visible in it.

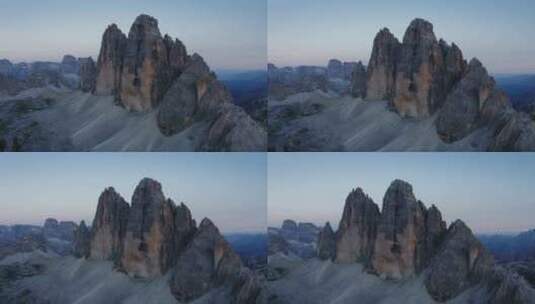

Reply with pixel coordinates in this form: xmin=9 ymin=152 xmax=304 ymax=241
xmin=393 ymin=19 xmax=446 ymax=117
xmin=365 ymin=18 xmax=467 ymax=119
xmin=372 ymin=180 xmax=427 ymax=279
xmin=90 ymin=187 xmax=130 ymax=262
xmin=94 ymin=15 xmax=187 ymax=111
xmin=366 ymin=28 xmax=401 ymax=101
xmin=120 ymin=178 xmax=177 ymax=278
xmin=288 ymin=180 xmax=529 ymax=302
xmin=119 ymin=15 xmax=186 ymax=111
xmin=94 ymin=24 xmax=127 ymax=97
xmin=81 ymin=178 xmax=259 ymax=301
xmin=335 ymin=188 xmax=380 ymax=265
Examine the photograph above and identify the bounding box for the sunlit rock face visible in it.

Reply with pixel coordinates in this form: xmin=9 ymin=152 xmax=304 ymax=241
xmin=366 ymin=28 xmax=401 ymax=101
xmin=90 ymin=187 xmax=130 ymax=262
xmin=120 ymin=178 xmax=177 ymax=278
xmin=393 ymin=18 xmax=446 ymax=117
xmin=372 ymin=180 xmax=428 ymax=279
xmin=365 ymin=18 xmax=467 ymax=119
xmin=94 ymin=15 xmax=188 ymax=112
xmin=94 ymin=24 xmax=127 ymax=97
xmin=119 ymin=15 xmax=186 ymax=111
xmin=335 ymin=188 xmax=380 ymax=265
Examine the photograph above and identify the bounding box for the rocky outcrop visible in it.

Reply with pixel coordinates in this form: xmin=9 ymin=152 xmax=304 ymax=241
xmin=393 ymin=19 xmax=447 ymax=117
xmin=231 ymin=268 xmax=264 ymax=304
xmin=43 ymin=218 xmax=77 ymax=242
xmin=434 ymin=57 xmax=535 ymax=150
xmin=327 ymin=59 xmax=344 ymax=79
xmin=317 ymin=222 xmax=336 ymax=260
xmin=351 ymin=61 xmax=367 ymax=98
xmin=424 ymin=205 xmax=447 ymax=260
xmin=155 ymin=52 xmax=238 ymax=139
xmin=365 ymin=19 xmax=467 ymax=118
xmin=335 ymin=188 xmax=380 ymax=264
xmin=60 ymin=55 xmax=80 ymax=74
xmin=94 ymin=14 xmax=188 ymax=111
xmin=366 ymin=28 xmax=400 ymax=101
xmin=490 ymin=111 xmax=535 ymax=151
xmin=486 ymin=267 xmax=535 ymax=304
xmin=82 ymin=178 xmax=253 ymax=301
xmin=170 ymin=218 xmax=243 ymax=302
xmin=425 ymin=220 xmax=494 ymax=301
xmin=0 ymin=59 xmax=13 ymax=76
xmin=436 ymin=58 xmax=505 ymax=142
xmin=173 ymin=202 xmax=197 ymax=256
xmin=268 ymin=233 xmax=289 ymax=255
xmin=73 ymin=220 xmax=91 ymax=258
xmin=43 ymin=218 xmax=59 ymax=233
xmin=119 ymin=15 xmax=186 ymax=111
xmin=201 ymin=102 xmax=267 ymax=152
xmin=297 ymin=222 xmax=320 ymax=243
xmin=282 ymin=219 xmax=298 ymax=231
xmin=121 ymin=178 xmax=177 ymax=278
xmin=90 ymin=187 xmax=130 ymax=262
xmin=268 ymin=64 xmax=328 ymax=100
xmin=343 ymin=62 xmax=358 ymax=80
xmin=94 ymin=24 xmax=127 ymax=97
xmin=372 ymin=180 xmax=428 ymax=279
xmin=280 ymin=219 xmax=298 ymax=240
xmin=79 ymin=57 xmax=96 ymax=93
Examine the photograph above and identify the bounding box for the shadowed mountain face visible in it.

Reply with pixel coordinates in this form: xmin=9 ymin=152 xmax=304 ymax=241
xmin=0 ymin=14 xmax=266 ymax=152
xmin=267 ymin=180 xmax=535 ymax=304
xmin=268 ymin=18 xmax=535 ymax=152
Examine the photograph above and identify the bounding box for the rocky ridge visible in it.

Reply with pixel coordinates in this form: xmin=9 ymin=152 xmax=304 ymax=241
xmin=73 ymin=177 xmax=261 ymax=303
xmin=90 ymin=14 xmax=266 ymax=151
xmin=315 ymin=179 xmax=534 ymax=303
xmin=268 ymin=59 xmax=364 ymax=100
xmin=268 ymin=220 xmax=320 ymax=259
xmin=363 ymin=18 xmax=535 ymax=150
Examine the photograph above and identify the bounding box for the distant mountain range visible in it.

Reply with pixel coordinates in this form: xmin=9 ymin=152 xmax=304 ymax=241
xmin=494 ymin=74 xmax=535 ymax=113
xmin=479 ymin=229 xmax=535 ymax=263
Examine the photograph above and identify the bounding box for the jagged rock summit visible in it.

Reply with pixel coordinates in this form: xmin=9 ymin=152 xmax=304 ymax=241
xmin=315 ymin=179 xmax=533 ymax=303
xmin=90 ymin=14 xmax=266 ymax=151
xmin=92 ymin=14 xmax=190 ymax=111
xmin=73 ymin=177 xmax=261 ymax=303
xmin=366 ymin=18 xmax=467 ymax=118
xmin=357 ymin=18 xmax=535 ymax=151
